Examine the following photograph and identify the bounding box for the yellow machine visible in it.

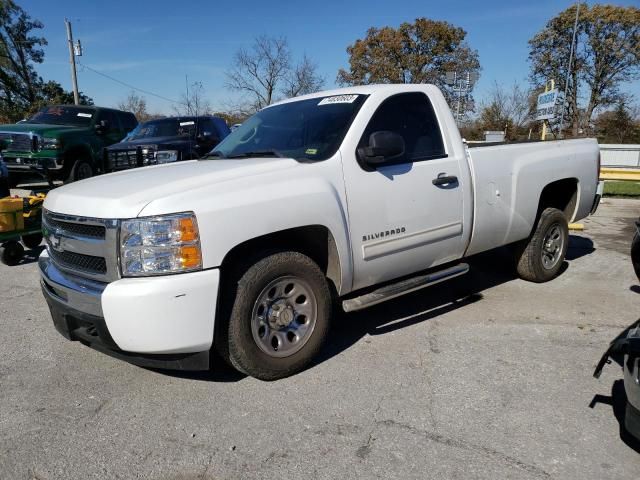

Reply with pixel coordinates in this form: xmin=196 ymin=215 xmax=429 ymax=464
xmin=0 ymin=193 xmax=46 ymax=265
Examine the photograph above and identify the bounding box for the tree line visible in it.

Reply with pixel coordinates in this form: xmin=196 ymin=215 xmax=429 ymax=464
xmin=1 ymin=1 xmax=639 ymax=143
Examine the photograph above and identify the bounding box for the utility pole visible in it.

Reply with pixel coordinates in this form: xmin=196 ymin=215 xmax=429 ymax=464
xmin=65 ymin=18 xmax=80 ymax=105
xmin=559 ymin=2 xmax=581 ymax=139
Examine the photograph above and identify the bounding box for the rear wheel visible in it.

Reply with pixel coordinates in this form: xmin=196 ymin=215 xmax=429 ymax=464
xmin=66 ymin=158 xmax=94 ymax=183
xmin=0 ymin=240 xmax=24 ymax=266
xmin=218 ymin=251 xmax=332 ymax=380
xmin=514 ymin=207 xmax=569 ymax=282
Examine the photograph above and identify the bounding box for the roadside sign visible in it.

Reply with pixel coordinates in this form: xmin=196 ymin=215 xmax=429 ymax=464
xmin=536 ymin=89 xmax=559 ymax=121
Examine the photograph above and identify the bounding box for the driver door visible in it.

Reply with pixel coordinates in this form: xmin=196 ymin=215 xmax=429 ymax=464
xmin=342 ymin=91 xmax=468 ymax=291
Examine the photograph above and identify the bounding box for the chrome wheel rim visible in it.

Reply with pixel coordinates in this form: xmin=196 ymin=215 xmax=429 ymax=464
xmin=251 ymin=276 xmax=317 ymax=358
xmin=542 ymin=223 xmax=564 ymax=269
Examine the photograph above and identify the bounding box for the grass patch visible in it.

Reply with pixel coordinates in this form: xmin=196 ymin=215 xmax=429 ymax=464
xmin=603 ymin=181 xmax=640 ymax=197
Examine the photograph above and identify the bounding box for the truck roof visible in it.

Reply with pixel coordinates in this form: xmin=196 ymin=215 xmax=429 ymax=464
xmin=270 ymin=84 xmax=443 ymax=107
xmin=46 ymin=104 xmax=133 ymax=114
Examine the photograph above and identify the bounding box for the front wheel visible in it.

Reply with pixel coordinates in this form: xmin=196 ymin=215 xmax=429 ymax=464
xmin=22 ymin=233 xmax=43 ymax=249
xmin=0 ymin=240 xmax=24 ymax=266
xmin=219 ymin=251 xmax=332 ymax=380
xmin=514 ymin=207 xmax=569 ymax=283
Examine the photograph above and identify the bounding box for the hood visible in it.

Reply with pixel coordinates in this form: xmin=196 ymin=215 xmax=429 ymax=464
xmin=44 ymin=157 xmax=300 ymax=218
xmin=0 ymin=123 xmax=89 ymax=137
xmin=107 ymin=135 xmax=192 ymax=151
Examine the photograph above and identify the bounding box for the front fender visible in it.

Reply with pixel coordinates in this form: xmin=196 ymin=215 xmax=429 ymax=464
xmin=138 ymin=160 xmax=353 ymax=294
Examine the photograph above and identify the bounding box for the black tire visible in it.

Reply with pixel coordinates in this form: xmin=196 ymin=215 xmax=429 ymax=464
xmin=514 ymin=207 xmax=569 ymax=283
xmin=218 ymin=251 xmax=332 ymax=381
xmin=21 ymin=233 xmax=43 ymax=249
xmin=632 ymin=224 xmax=640 ymax=281
xmin=66 ymin=158 xmax=94 ymax=183
xmin=0 ymin=240 xmax=24 ymax=266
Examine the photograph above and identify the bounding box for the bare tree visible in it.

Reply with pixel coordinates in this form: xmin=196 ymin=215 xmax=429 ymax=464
xmin=118 ymin=91 xmax=151 ymax=122
xmin=225 ymin=36 xmax=323 ymax=113
xmin=478 ymin=82 xmax=533 ymax=139
xmin=173 ymin=81 xmax=212 ymax=117
xmin=282 ymin=54 xmax=324 ymax=98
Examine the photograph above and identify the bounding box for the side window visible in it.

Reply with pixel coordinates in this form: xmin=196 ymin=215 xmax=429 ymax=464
xmin=120 ymin=112 xmax=137 ymax=132
xmin=96 ymin=110 xmax=119 ymax=132
xmin=359 ymin=92 xmax=446 ymax=166
xmin=198 ymin=119 xmax=220 ymax=142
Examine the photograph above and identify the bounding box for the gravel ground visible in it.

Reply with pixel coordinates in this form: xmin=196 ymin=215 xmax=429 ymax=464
xmin=0 ymin=197 xmax=639 ymax=479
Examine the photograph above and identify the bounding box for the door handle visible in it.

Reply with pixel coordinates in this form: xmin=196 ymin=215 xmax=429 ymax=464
xmin=432 ymin=173 xmax=458 ymax=186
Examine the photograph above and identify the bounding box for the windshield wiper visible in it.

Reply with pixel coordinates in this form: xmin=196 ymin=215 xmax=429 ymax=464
xmin=226 ymin=150 xmax=284 ymax=159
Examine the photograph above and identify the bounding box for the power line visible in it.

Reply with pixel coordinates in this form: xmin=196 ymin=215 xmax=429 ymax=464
xmin=77 ymin=61 xmax=185 ymax=105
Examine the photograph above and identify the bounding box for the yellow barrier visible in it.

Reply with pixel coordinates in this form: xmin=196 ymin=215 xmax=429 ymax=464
xmin=600 ymin=168 xmax=640 ymax=181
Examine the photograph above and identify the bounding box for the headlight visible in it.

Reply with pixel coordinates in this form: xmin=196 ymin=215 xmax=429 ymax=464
xmin=119 ymin=213 xmax=202 ymax=276
xmin=155 ymin=150 xmax=179 ymax=164
xmin=39 ymin=137 xmax=60 ymax=150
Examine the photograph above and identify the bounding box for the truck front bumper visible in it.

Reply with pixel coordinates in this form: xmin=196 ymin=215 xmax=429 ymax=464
xmin=5 ymin=152 xmax=62 ymax=172
xmin=39 ymin=250 xmax=219 ymax=370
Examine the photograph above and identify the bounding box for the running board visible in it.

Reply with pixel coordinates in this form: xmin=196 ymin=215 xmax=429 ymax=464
xmin=342 ymin=263 xmax=469 ymax=313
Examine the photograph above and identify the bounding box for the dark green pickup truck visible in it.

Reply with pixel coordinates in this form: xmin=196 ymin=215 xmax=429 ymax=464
xmin=0 ymin=105 xmax=137 ymax=185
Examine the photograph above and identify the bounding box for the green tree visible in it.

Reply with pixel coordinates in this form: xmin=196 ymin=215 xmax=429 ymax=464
xmin=0 ymin=0 xmax=46 ymax=121
xmin=529 ymin=3 xmax=640 ymax=137
xmin=24 ymin=80 xmax=93 ymax=119
xmin=594 ymin=101 xmax=640 ymax=143
xmin=336 ymin=18 xmax=480 ymax=112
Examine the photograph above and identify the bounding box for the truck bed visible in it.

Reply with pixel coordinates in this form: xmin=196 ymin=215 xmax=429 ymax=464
xmin=464 ymin=138 xmax=600 ymax=256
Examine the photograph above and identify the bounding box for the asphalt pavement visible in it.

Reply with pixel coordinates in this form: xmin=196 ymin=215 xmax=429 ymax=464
xmin=1 ymin=198 xmax=639 ymax=479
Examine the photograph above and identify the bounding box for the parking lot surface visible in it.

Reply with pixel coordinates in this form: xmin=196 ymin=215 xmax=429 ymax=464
xmin=1 ymin=198 xmax=639 ymax=479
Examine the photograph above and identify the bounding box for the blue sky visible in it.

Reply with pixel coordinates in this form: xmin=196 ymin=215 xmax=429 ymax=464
xmin=22 ymin=0 xmax=640 ymax=115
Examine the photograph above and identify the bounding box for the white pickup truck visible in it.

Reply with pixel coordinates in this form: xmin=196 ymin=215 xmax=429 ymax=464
xmin=39 ymin=84 xmax=602 ymax=380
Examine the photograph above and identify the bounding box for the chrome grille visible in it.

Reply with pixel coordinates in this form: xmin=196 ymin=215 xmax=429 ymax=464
xmin=49 ymin=250 xmax=107 ymax=274
xmin=0 ymin=132 xmax=35 ymax=152
xmin=44 ymin=216 xmax=105 ymax=239
xmin=43 ymin=210 xmax=119 ymax=283
xmin=108 ymin=147 xmax=156 ymax=170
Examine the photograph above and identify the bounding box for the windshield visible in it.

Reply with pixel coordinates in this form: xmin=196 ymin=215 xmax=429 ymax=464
xmin=26 ymin=106 xmax=95 ymax=126
xmin=126 ymin=118 xmax=197 ymax=140
xmin=207 ymin=94 xmax=368 ymax=161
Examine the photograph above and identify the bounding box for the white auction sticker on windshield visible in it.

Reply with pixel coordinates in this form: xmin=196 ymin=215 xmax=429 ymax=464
xmin=318 ymin=95 xmax=359 ymax=106
xmin=180 ymin=121 xmax=195 ymax=126
xmin=77 ymin=113 xmax=92 ymax=118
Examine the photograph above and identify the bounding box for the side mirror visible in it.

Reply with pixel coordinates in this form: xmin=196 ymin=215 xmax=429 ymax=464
xmin=197 ymin=131 xmax=219 ymax=145
xmin=357 ymin=131 xmax=405 ymax=166
xmin=95 ymin=120 xmax=110 ymax=134
xmin=0 ymin=139 xmax=7 ymax=152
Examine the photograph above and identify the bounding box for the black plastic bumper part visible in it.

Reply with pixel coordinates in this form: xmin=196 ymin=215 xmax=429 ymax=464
xmin=42 ymin=283 xmax=210 ymax=371
xmin=626 ymin=401 xmax=640 ymax=441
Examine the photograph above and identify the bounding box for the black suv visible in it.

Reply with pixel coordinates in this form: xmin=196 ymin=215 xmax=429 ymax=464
xmin=104 ymin=116 xmax=230 ymax=172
